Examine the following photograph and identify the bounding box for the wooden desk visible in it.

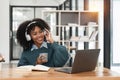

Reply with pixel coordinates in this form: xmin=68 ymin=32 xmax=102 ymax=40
xmin=0 ymin=63 xmax=120 ymax=80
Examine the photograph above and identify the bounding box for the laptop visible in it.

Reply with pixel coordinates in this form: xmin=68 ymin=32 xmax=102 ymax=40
xmin=55 ymin=49 xmax=100 ymax=74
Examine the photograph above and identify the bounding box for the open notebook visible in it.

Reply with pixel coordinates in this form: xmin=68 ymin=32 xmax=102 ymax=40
xmin=17 ymin=65 xmax=50 ymax=71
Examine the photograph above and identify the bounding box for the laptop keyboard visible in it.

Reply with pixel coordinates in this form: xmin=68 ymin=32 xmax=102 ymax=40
xmin=62 ymin=67 xmax=72 ymax=71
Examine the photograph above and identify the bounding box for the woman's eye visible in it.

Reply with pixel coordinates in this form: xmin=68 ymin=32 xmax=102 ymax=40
xmin=31 ymin=30 xmax=43 ymax=35
xmin=32 ymin=33 xmax=37 ymax=35
xmin=39 ymin=31 xmax=43 ymax=33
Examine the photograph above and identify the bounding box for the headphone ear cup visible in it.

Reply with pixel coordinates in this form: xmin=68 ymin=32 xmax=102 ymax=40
xmin=25 ymin=32 xmax=31 ymax=41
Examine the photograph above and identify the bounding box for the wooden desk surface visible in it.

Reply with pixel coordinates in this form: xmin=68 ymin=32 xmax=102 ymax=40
xmin=0 ymin=63 xmax=120 ymax=80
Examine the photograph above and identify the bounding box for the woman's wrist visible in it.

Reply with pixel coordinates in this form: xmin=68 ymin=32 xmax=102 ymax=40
xmin=49 ymin=39 xmax=54 ymax=43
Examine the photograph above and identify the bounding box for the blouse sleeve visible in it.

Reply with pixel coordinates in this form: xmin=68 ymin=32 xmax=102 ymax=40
xmin=17 ymin=52 xmax=29 ymax=67
xmin=50 ymin=42 xmax=69 ymax=67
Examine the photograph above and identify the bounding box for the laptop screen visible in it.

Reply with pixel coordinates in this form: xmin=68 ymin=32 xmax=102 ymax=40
xmin=71 ymin=49 xmax=100 ymax=73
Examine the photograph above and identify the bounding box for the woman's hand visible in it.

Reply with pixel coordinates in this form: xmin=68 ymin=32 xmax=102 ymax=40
xmin=44 ymin=29 xmax=54 ymax=43
xmin=36 ymin=57 xmax=43 ymax=64
xmin=36 ymin=55 xmax=47 ymax=64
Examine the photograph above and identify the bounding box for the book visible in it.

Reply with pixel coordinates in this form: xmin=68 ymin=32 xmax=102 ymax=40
xmin=70 ymin=30 xmax=98 ymax=42
xmin=70 ymin=36 xmax=80 ymax=41
xmin=89 ymin=30 xmax=98 ymax=41
xmin=17 ymin=65 xmax=50 ymax=72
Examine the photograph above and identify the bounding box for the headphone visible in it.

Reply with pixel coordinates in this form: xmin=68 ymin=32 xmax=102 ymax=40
xmin=25 ymin=21 xmax=37 ymax=41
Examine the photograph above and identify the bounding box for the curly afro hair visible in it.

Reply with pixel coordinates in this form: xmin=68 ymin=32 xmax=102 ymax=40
xmin=16 ymin=18 xmax=50 ymax=50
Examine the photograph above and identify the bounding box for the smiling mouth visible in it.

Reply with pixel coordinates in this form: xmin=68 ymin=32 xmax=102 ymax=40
xmin=37 ymin=38 xmax=44 ymax=41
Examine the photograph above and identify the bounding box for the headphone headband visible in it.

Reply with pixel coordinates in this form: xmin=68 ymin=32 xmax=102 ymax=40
xmin=26 ymin=21 xmax=37 ymax=32
xmin=25 ymin=21 xmax=37 ymax=41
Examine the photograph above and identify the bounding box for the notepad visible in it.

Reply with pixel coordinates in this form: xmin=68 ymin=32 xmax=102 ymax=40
xmin=17 ymin=65 xmax=50 ymax=72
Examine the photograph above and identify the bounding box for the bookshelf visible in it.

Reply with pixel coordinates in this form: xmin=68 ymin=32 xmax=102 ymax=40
xmin=42 ymin=10 xmax=99 ymax=51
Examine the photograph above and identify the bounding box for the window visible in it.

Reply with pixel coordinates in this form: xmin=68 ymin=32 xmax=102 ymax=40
xmin=10 ymin=6 xmax=56 ymax=60
xmin=111 ymin=0 xmax=120 ymax=72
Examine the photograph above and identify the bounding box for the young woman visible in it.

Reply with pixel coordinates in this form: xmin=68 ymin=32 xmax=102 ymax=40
xmin=17 ymin=18 xmax=69 ymax=67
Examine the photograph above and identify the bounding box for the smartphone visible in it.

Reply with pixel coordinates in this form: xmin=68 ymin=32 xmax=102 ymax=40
xmin=39 ymin=53 xmax=48 ymax=63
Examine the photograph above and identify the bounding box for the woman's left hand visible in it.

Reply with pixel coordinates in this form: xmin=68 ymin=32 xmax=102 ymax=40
xmin=44 ymin=29 xmax=54 ymax=43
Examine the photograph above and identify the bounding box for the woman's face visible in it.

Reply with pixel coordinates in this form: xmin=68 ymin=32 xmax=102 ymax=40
xmin=30 ymin=26 xmax=44 ymax=47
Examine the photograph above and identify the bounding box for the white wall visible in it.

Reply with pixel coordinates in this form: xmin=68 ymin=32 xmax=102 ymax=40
xmin=0 ymin=0 xmax=65 ymax=63
xmin=10 ymin=0 xmax=64 ymax=6
xmin=0 ymin=0 xmax=10 ymax=63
